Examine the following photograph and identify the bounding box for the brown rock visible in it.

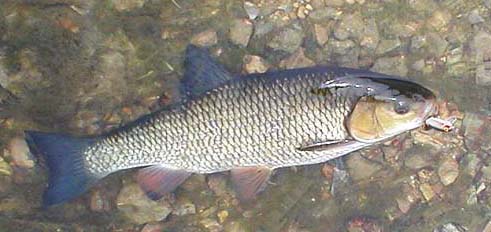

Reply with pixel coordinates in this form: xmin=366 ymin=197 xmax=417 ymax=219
xmin=191 ymin=29 xmax=218 ymax=47
xmin=243 ymin=55 xmax=270 ymax=74
xmin=313 ymin=24 xmax=329 ymax=46
xmin=4 ymin=136 xmax=34 ymax=169
xmin=279 ymin=48 xmax=315 ymax=69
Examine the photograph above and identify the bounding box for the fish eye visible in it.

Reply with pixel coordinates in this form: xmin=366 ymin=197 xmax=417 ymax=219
xmin=394 ymin=100 xmax=410 ymax=114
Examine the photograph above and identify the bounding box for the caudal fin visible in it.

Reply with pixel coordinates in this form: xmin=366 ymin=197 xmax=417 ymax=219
xmin=25 ymin=131 xmax=98 ymax=207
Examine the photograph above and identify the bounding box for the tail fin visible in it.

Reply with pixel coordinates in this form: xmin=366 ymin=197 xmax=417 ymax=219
xmin=24 ymin=131 xmax=98 ymax=207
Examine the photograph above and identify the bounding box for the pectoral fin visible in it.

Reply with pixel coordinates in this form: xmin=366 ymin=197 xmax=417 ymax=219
xmin=137 ymin=165 xmax=192 ymax=200
xmin=230 ymin=166 xmax=273 ymax=201
xmin=297 ymin=140 xmax=351 ymax=151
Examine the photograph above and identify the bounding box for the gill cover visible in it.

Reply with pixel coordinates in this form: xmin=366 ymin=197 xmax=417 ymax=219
xmin=322 ymin=74 xmax=437 ymax=143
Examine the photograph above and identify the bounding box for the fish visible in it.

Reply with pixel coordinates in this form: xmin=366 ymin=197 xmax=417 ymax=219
xmin=25 ymin=45 xmax=438 ymax=207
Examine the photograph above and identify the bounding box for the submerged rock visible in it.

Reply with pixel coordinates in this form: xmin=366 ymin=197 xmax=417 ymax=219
xmin=111 ymin=0 xmax=146 ymax=11
xmin=3 ymin=136 xmax=34 ymax=169
xmin=229 ymin=19 xmax=253 ymax=47
xmin=279 ymin=48 xmax=315 ymax=69
xmin=244 ymin=1 xmax=260 ymax=20
xmin=116 ymin=181 xmax=172 ymax=224
xmin=370 ymin=56 xmax=408 ymax=76
xmin=437 ymin=157 xmax=459 ymax=186
xmin=346 ymin=154 xmax=382 ymax=181
xmin=243 ymin=55 xmax=270 ymax=74
xmin=267 ymin=27 xmax=304 ymax=53
xmin=191 ymin=29 xmax=218 ymax=47
xmin=313 ymin=23 xmax=330 ymax=46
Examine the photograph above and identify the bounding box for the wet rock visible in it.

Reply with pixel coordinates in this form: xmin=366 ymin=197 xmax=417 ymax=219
xmin=463 ymin=153 xmax=481 ymax=178
xmin=438 ymin=158 xmax=459 ymax=186
xmin=433 ymin=223 xmax=467 ymax=232
xmin=141 ymin=222 xmax=165 ymax=232
xmin=346 ymin=154 xmax=382 ymax=181
xmin=347 ymin=217 xmax=382 ymax=232
xmin=267 ymin=27 xmax=304 ymax=53
xmin=191 ymin=29 xmax=218 ymax=47
xmin=89 ymin=189 xmax=111 ymax=212
xmin=4 ymin=136 xmax=34 ymax=169
xmin=116 ymin=181 xmax=172 ymax=224
xmin=229 ymin=19 xmax=253 ymax=47
xmin=173 ymin=198 xmax=196 ymax=216
xmin=243 ymin=55 xmax=270 ymax=74
xmin=224 ymin=220 xmax=251 ymax=232
xmin=313 ymin=24 xmax=330 ymax=46
xmin=333 ymin=13 xmax=365 ymax=40
xmin=217 ymin=210 xmax=229 ymax=223
xmin=279 ymin=48 xmax=315 ymax=69
xmin=111 ymin=0 xmax=146 ymax=11
xmin=370 ymin=56 xmax=408 ymax=76
xmin=244 ymin=1 xmax=260 ymax=20
xmin=483 ymin=220 xmax=491 ymax=232
xmin=200 ymin=218 xmax=222 ymax=232
xmin=482 ymin=165 xmax=491 ymax=182
xmin=468 ymin=9 xmax=484 ymax=24
xmin=419 ymin=183 xmax=435 ymax=201
xmin=404 ymin=152 xmax=431 ymax=170
xmin=359 ymin=19 xmax=379 ymax=51
xmin=325 ymin=0 xmax=345 ymax=6
xmin=325 ymin=39 xmax=359 ymax=67
xmin=0 ymin=197 xmax=33 ymax=215
xmin=462 ymin=113 xmax=491 ymax=152
xmin=0 ymin=156 xmax=12 ymax=176
xmin=427 ymin=10 xmax=452 ymax=31
xmin=376 ymin=39 xmax=401 ymax=55
xmin=396 ymin=183 xmax=422 ymax=214
xmin=470 ymin=32 xmax=491 ymax=86
xmin=309 ymin=6 xmax=341 ymax=21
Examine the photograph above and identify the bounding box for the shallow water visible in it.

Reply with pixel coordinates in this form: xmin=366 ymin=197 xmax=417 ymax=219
xmin=1 ymin=0 xmax=491 ymax=231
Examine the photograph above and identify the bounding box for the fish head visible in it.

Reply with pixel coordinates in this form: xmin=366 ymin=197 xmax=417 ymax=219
xmin=345 ymin=77 xmax=437 ymax=143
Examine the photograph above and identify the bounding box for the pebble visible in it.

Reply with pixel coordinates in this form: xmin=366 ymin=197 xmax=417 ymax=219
xmin=419 ymin=183 xmax=435 ymax=201
xmin=229 ymin=19 xmax=253 ymax=47
xmin=468 ymin=9 xmax=484 ymax=24
xmin=217 ymin=210 xmax=229 ymax=223
xmin=279 ymin=48 xmax=315 ymax=69
xmin=116 ymin=181 xmax=172 ymax=224
xmin=481 ymin=165 xmax=491 ymax=182
xmin=427 ymin=10 xmax=452 ymax=31
xmin=346 ymin=154 xmax=382 ymax=181
xmin=224 ymin=220 xmax=250 ymax=232
xmin=325 ymin=0 xmax=345 ymax=6
xmin=462 ymin=113 xmax=491 ymax=152
xmin=463 ymin=153 xmax=481 ymax=178
xmin=333 ymin=13 xmax=365 ymax=40
xmin=267 ymin=27 xmax=304 ymax=53
xmin=243 ymin=55 xmax=270 ymax=74
xmin=376 ymin=39 xmax=401 ymax=55
xmin=173 ymin=198 xmax=196 ymax=216
xmin=347 ymin=217 xmax=383 ymax=232
xmin=111 ymin=0 xmax=146 ymax=11
xmin=89 ymin=189 xmax=111 ymax=212
xmin=190 ymin=29 xmax=218 ymax=47
xmin=140 ymin=222 xmax=166 ymax=232
xmin=200 ymin=218 xmax=223 ymax=232
xmin=243 ymin=1 xmax=260 ymax=20
xmin=471 ymin=31 xmax=491 ymax=86
xmin=0 ymin=156 xmax=12 ymax=176
xmin=313 ymin=24 xmax=330 ymax=46
xmin=4 ymin=136 xmax=34 ymax=169
xmin=370 ymin=56 xmax=408 ymax=76
xmin=437 ymin=158 xmax=459 ymax=186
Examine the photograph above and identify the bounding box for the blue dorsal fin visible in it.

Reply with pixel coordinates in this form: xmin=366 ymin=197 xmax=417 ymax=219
xmin=182 ymin=45 xmax=234 ymax=98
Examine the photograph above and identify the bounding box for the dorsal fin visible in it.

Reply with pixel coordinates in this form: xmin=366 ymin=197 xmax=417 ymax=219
xmin=182 ymin=45 xmax=234 ymax=98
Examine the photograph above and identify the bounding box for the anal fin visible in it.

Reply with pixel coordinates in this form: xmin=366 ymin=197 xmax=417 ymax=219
xmin=230 ymin=166 xmax=272 ymax=201
xmin=137 ymin=165 xmax=191 ymax=200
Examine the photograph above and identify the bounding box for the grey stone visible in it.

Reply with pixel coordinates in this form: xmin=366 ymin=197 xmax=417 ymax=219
xmin=333 ymin=13 xmax=365 ymax=40
xmin=111 ymin=0 xmax=146 ymax=11
xmin=346 ymin=154 xmax=382 ymax=181
xmin=376 ymin=39 xmax=401 ymax=55
xmin=468 ymin=9 xmax=484 ymax=24
xmin=433 ymin=223 xmax=467 ymax=232
xmin=371 ymin=56 xmax=408 ymax=76
xmin=437 ymin=158 xmax=459 ymax=186
xmin=229 ymin=19 xmax=253 ymax=47
xmin=244 ymin=1 xmax=260 ymax=20
xmin=267 ymin=27 xmax=304 ymax=53
xmin=279 ymin=48 xmax=315 ymax=69
xmin=116 ymin=181 xmax=172 ymax=224
xmin=405 ymin=152 xmax=431 ymax=170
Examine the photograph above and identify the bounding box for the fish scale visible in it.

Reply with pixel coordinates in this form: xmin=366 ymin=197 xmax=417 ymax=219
xmin=84 ymin=72 xmax=356 ymax=176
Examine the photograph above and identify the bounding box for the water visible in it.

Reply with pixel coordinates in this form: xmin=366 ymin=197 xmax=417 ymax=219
xmin=1 ymin=0 xmax=491 ymax=231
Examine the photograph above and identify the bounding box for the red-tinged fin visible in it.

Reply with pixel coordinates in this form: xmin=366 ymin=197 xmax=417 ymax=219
xmin=137 ymin=165 xmax=192 ymax=200
xmin=230 ymin=166 xmax=273 ymax=201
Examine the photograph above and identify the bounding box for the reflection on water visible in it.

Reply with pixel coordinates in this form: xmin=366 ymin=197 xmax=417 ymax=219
xmin=1 ymin=0 xmax=491 ymax=231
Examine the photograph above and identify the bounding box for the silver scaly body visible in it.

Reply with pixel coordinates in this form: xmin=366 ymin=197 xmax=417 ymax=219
xmin=84 ymin=70 xmax=364 ymax=177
